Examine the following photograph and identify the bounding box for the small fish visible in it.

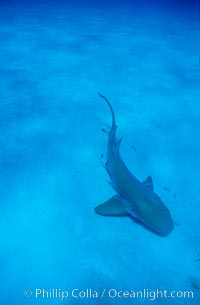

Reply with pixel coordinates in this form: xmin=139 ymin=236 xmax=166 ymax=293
xmin=94 ymin=93 xmax=174 ymax=237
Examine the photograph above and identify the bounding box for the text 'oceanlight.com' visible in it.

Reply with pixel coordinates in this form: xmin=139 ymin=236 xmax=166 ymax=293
xmin=24 ymin=287 xmax=195 ymax=301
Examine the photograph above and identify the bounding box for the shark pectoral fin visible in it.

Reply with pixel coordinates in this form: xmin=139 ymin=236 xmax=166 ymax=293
xmin=143 ymin=176 xmax=154 ymax=191
xmin=94 ymin=195 xmax=128 ymax=216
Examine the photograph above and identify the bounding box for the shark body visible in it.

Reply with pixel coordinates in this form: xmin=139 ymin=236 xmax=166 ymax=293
xmin=95 ymin=93 xmax=174 ymax=237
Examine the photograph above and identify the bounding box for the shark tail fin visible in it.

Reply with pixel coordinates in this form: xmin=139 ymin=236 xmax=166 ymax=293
xmin=94 ymin=195 xmax=128 ymax=216
xmin=97 ymin=92 xmax=116 ymax=129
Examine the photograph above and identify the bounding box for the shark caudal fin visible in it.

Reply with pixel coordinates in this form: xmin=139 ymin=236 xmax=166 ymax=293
xmin=97 ymin=92 xmax=116 ymax=129
xmin=94 ymin=195 xmax=128 ymax=216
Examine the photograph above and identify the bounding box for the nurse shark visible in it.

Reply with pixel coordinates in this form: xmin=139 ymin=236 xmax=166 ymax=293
xmin=95 ymin=93 xmax=174 ymax=237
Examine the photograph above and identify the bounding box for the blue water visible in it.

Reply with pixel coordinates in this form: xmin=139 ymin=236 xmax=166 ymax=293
xmin=0 ymin=1 xmax=200 ymax=304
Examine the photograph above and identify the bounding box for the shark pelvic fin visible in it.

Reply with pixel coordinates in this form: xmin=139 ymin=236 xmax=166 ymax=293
xmin=143 ymin=176 xmax=154 ymax=191
xmin=94 ymin=195 xmax=128 ymax=216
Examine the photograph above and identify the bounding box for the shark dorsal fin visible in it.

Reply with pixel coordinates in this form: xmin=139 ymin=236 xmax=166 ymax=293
xmin=143 ymin=176 xmax=154 ymax=191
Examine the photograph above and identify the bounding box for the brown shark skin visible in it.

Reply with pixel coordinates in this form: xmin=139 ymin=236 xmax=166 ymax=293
xmin=95 ymin=93 xmax=174 ymax=237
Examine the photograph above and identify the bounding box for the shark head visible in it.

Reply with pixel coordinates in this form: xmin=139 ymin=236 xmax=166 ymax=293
xmin=132 ymin=196 xmax=174 ymax=237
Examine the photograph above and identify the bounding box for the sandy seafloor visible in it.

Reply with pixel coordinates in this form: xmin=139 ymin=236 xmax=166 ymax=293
xmin=0 ymin=1 xmax=200 ymax=304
